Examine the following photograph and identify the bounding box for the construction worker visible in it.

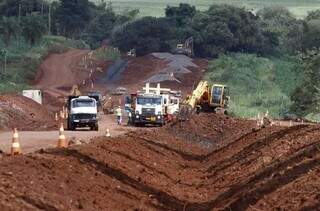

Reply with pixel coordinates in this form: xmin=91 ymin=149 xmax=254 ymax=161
xmin=115 ymin=106 xmax=122 ymax=125
xmin=127 ymin=108 xmax=133 ymax=126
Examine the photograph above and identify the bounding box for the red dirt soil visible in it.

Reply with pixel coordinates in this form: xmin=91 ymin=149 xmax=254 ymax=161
xmin=92 ymin=54 xmax=208 ymax=96
xmin=0 ymin=95 xmax=56 ymax=131
xmin=0 ymin=113 xmax=319 ymax=210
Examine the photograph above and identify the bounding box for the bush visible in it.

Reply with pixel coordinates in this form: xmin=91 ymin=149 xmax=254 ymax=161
xmin=205 ymin=53 xmax=301 ymax=118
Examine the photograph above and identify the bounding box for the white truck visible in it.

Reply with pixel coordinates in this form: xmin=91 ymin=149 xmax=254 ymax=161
xmin=67 ymin=96 xmax=99 ymax=131
xmin=128 ymin=83 xmax=180 ymax=126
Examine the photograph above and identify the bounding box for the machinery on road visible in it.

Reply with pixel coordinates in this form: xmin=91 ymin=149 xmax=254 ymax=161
xmin=173 ymin=37 xmax=194 ymax=57
xmin=126 ymin=83 xmax=181 ymax=126
xmin=184 ymin=80 xmax=230 ymax=114
xmin=67 ymin=96 xmax=99 ymax=131
xmin=102 ymin=95 xmax=114 ymax=114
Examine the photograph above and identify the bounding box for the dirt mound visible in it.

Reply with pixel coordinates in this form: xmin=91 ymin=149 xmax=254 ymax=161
xmin=0 ymin=95 xmax=56 ymax=131
xmin=0 ymin=114 xmax=318 ymax=210
xmin=109 ymin=54 xmax=207 ymax=95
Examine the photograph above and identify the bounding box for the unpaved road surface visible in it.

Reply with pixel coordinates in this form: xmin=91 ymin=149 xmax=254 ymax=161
xmin=0 ymin=115 xmax=133 ymax=154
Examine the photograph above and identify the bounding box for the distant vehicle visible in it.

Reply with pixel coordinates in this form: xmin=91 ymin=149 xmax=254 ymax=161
xmin=22 ymin=90 xmax=42 ymax=105
xmin=127 ymin=49 xmax=136 ymax=57
xmin=173 ymin=37 xmax=194 ymax=57
xmin=67 ymin=96 xmax=98 ymax=131
xmin=88 ymin=91 xmax=103 ymax=107
xmin=112 ymin=87 xmax=127 ymax=95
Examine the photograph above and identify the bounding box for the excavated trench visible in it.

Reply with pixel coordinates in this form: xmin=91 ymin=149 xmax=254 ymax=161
xmin=0 ymin=113 xmax=319 ymax=210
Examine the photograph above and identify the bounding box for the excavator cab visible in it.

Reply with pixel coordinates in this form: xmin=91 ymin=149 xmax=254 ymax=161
xmin=210 ymin=85 xmax=230 ymax=108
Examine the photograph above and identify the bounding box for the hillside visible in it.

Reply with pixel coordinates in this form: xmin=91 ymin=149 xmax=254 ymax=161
xmin=0 ymin=36 xmax=89 ymax=93
xmin=205 ymin=54 xmax=303 ymax=118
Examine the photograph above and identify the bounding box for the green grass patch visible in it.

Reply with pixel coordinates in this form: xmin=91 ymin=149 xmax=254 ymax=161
xmin=0 ymin=36 xmax=89 ymax=94
xmin=102 ymin=0 xmax=320 ymax=18
xmin=93 ymin=47 xmax=121 ymax=61
xmin=205 ymin=53 xmax=302 ymax=118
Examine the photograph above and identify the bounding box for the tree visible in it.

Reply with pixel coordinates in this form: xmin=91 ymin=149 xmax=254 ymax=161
xmin=0 ymin=0 xmax=48 ymax=17
xmin=191 ymin=5 xmax=266 ymax=57
xmin=306 ymin=9 xmax=320 ymax=21
xmin=290 ymin=52 xmax=320 ymax=116
xmin=302 ymin=19 xmax=320 ymax=50
xmin=165 ymin=3 xmax=195 ymax=27
xmin=0 ymin=16 xmax=19 ymax=46
xmin=111 ymin=17 xmax=173 ymax=56
xmin=83 ymin=7 xmax=118 ymax=48
xmin=22 ymin=13 xmax=46 ymax=45
xmin=56 ymin=0 xmax=92 ymax=38
xmin=257 ymin=7 xmax=303 ymax=54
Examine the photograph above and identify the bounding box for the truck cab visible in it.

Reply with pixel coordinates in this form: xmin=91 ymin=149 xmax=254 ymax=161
xmin=132 ymin=94 xmax=165 ymax=126
xmin=67 ymin=96 xmax=99 ymax=131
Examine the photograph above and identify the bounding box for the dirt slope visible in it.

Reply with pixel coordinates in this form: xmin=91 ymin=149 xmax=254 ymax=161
xmin=34 ymin=49 xmax=91 ymax=111
xmin=0 ymin=95 xmax=55 ymax=131
xmin=0 ymin=114 xmax=318 ymax=210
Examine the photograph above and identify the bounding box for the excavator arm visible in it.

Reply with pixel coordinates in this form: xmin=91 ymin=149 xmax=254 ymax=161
xmin=185 ymin=80 xmax=209 ymax=109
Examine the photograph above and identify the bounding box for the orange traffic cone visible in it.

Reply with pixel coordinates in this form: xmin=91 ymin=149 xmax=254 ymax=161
xmin=57 ymin=123 xmax=67 ymax=148
xmin=105 ymin=129 xmax=111 ymax=137
xmin=11 ymin=128 xmax=21 ymax=155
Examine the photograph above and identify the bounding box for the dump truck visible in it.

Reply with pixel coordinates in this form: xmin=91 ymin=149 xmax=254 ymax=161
xmin=126 ymin=83 xmax=181 ymax=126
xmin=184 ymin=80 xmax=230 ymax=114
xmin=67 ymin=96 xmax=99 ymax=131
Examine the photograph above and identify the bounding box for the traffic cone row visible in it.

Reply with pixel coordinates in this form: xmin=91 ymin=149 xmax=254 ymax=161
xmin=6 ymin=125 xmax=111 ymax=155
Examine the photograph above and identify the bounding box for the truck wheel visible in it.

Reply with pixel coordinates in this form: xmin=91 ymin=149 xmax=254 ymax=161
xmin=68 ymin=121 xmax=75 ymax=131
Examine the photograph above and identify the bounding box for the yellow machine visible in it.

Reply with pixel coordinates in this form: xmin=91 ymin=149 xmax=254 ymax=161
xmin=70 ymin=85 xmax=81 ymax=96
xmin=185 ymin=80 xmax=230 ymax=113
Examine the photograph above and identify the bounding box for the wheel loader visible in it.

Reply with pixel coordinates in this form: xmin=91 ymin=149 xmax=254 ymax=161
xmin=183 ymin=80 xmax=230 ymax=114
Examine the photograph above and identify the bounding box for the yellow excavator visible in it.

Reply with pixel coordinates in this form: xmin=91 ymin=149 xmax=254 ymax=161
xmin=184 ymin=80 xmax=230 ymax=114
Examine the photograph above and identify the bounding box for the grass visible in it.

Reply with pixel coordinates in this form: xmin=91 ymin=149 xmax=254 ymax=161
xmin=99 ymin=0 xmax=320 ymax=18
xmin=93 ymin=46 xmax=121 ymax=61
xmin=0 ymin=36 xmax=89 ymax=93
xmin=205 ymin=53 xmax=302 ymax=118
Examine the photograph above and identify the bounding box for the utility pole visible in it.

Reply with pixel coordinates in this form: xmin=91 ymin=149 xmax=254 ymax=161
xmin=18 ymin=3 xmax=21 ymax=46
xmin=1 ymin=49 xmax=8 ymax=73
xmin=48 ymin=3 xmax=51 ymax=35
xmin=41 ymin=1 xmax=44 ymax=16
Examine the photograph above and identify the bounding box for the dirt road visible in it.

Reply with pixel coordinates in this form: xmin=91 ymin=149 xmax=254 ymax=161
xmin=0 ymin=115 xmax=133 ymax=154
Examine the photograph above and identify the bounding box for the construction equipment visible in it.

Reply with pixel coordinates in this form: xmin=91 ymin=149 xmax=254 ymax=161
xmin=66 ymin=96 xmax=99 ymax=131
xmin=102 ymin=96 xmax=114 ymax=114
xmin=127 ymin=83 xmax=181 ymax=126
xmin=173 ymin=37 xmax=194 ymax=57
xmin=184 ymin=80 xmax=230 ymax=114
xmin=70 ymin=85 xmax=81 ymax=96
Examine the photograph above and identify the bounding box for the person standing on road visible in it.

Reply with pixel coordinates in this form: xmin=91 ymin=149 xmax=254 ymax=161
xmin=127 ymin=109 xmax=133 ymax=126
xmin=115 ymin=106 xmax=122 ymax=125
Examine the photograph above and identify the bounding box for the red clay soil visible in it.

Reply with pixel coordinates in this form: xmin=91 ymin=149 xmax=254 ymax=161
xmin=0 ymin=95 xmax=56 ymax=131
xmin=0 ymin=113 xmax=319 ymax=210
xmin=34 ymin=49 xmax=97 ymax=112
xmin=111 ymin=55 xmax=207 ymax=95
